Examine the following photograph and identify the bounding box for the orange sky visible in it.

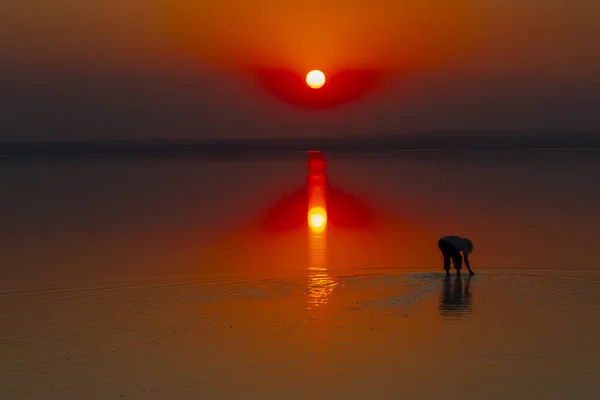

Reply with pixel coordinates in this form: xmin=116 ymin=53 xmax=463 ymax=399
xmin=1 ymin=1 xmax=599 ymax=140
xmin=167 ymin=0 xmax=476 ymax=74
xmin=1 ymin=0 xmax=597 ymax=76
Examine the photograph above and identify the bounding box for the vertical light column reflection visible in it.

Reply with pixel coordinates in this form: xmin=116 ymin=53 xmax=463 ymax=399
xmin=306 ymin=151 xmax=334 ymax=309
xmin=307 ymin=230 xmax=335 ymax=309
xmin=307 ymin=150 xmax=327 ymax=233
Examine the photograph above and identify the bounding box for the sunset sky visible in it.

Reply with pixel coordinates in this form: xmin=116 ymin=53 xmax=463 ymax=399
xmin=1 ymin=0 xmax=598 ymax=141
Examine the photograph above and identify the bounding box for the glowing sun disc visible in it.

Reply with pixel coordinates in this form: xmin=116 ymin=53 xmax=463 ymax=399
xmin=308 ymin=207 xmax=327 ymax=231
xmin=306 ymin=70 xmax=326 ymax=89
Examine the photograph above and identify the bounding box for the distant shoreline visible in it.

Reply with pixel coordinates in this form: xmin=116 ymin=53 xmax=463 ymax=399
xmin=1 ymin=131 xmax=599 ymax=160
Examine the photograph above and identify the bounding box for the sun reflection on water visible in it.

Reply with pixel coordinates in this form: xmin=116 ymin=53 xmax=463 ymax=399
xmin=307 ymin=230 xmax=336 ymax=309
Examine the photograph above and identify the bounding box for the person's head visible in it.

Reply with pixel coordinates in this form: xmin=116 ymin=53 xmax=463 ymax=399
xmin=465 ymin=238 xmax=474 ymax=254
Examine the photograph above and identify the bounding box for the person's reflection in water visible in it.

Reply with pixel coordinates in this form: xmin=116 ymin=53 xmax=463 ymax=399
xmin=438 ymin=275 xmax=473 ymax=318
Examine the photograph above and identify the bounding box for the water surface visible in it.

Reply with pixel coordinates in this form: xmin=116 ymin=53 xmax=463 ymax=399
xmin=1 ymin=151 xmax=599 ymax=398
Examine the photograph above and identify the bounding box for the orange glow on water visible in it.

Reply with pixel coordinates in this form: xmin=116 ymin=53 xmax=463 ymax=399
xmin=307 ymin=230 xmax=334 ymax=308
xmin=261 ymin=150 xmax=380 ymax=232
xmin=306 ymin=70 xmax=326 ymax=89
xmin=306 ymin=152 xmax=331 ymax=307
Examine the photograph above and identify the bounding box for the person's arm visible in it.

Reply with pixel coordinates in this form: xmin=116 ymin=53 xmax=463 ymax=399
xmin=464 ymin=252 xmax=474 ymax=275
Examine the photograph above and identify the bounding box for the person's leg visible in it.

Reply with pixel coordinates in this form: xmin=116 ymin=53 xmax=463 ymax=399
xmin=438 ymin=240 xmax=452 ymax=276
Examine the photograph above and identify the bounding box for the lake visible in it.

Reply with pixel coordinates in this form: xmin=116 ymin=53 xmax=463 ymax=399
xmin=1 ymin=150 xmax=599 ymax=399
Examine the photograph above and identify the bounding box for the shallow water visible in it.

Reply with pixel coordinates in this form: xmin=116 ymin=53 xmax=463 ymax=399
xmin=2 ymin=269 xmax=600 ymax=399
xmin=1 ymin=151 xmax=600 ymax=398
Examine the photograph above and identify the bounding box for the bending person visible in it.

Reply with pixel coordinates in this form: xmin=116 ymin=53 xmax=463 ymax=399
xmin=438 ymin=236 xmax=474 ymax=277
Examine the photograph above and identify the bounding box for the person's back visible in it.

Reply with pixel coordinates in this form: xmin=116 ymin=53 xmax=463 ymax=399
xmin=438 ymin=236 xmax=474 ymax=276
xmin=440 ymin=236 xmax=471 ymax=254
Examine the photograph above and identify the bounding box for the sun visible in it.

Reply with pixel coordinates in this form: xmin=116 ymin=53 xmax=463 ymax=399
xmin=308 ymin=206 xmax=327 ymax=232
xmin=306 ymin=70 xmax=326 ymax=89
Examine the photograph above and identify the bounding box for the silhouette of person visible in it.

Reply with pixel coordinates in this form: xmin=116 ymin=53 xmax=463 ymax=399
xmin=439 ymin=275 xmax=473 ymax=317
xmin=438 ymin=236 xmax=474 ymax=277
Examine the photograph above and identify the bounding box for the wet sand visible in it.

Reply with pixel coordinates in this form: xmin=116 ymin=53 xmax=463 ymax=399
xmin=2 ymin=268 xmax=600 ymax=399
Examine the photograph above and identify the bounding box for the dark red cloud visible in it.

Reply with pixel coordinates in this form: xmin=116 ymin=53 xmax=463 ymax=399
xmin=254 ymin=69 xmax=384 ymax=109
